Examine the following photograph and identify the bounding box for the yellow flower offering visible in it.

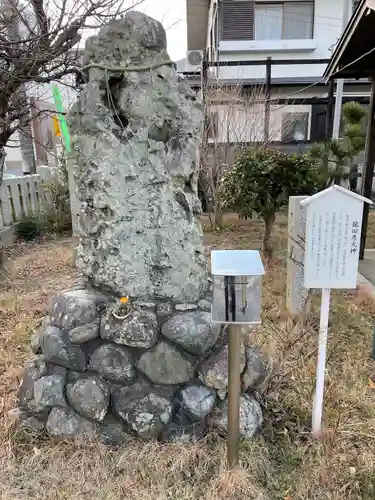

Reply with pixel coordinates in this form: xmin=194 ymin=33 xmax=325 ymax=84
xmin=120 ymin=297 xmax=129 ymax=304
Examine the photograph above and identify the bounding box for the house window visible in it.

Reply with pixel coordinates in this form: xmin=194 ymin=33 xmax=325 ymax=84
xmin=220 ymin=1 xmax=314 ymax=42
xmin=220 ymin=1 xmax=255 ymax=41
xmin=255 ymin=2 xmax=314 ymax=40
xmin=282 ymin=113 xmax=309 ymax=141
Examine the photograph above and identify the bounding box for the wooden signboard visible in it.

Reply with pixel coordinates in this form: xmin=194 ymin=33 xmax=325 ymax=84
xmin=300 ymin=185 xmax=372 ymax=437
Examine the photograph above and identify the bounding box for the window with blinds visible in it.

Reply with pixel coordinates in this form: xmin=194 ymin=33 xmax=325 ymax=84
xmin=220 ymin=0 xmax=255 ymax=41
xmin=219 ymin=0 xmax=314 ymax=41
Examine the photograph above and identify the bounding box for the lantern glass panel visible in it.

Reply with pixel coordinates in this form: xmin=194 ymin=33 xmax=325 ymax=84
xmin=211 ymin=274 xmax=262 ymax=324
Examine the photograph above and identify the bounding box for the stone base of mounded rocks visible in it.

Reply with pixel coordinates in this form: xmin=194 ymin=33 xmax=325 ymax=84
xmin=14 ymin=283 xmax=268 ymax=445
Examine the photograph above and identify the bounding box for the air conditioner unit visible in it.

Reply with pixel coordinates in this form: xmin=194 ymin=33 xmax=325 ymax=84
xmin=186 ymin=50 xmax=204 ymax=72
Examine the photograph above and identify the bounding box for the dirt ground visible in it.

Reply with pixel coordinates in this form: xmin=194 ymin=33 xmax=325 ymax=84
xmin=1 ymin=214 xmax=375 ymax=499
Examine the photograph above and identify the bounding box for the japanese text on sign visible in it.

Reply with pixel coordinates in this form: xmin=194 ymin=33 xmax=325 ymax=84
xmin=303 ymin=190 xmax=364 ymax=289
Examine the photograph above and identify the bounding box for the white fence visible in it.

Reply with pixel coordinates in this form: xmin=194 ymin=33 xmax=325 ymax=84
xmin=0 ymin=174 xmax=42 ymax=231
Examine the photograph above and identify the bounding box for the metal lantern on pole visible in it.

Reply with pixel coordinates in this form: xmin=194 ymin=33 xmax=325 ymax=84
xmin=211 ymin=250 xmax=265 ymax=468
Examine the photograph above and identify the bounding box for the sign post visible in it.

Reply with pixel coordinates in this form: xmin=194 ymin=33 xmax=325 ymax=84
xmin=286 ymin=195 xmax=309 ymax=315
xmin=211 ymin=250 xmax=265 ymax=467
xmin=312 ymin=286 xmax=330 ymax=436
xmin=301 ymin=185 xmax=372 ymax=437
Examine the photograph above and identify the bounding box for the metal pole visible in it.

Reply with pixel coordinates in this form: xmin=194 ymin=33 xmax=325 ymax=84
xmin=312 ymin=287 xmax=331 ymax=437
xmin=264 ymin=57 xmax=272 ymax=144
xmin=360 ymin=78 xmax=375 ymax=259
xmin=227 ymin=323 xmax=242 ymax=468
xmin=332 ymin=80 xmax=344 ymax=140
xmin=332 ymin=0 xmax=352 ymax=139
xmin=325 ymin=80 xmax=335 ymax=140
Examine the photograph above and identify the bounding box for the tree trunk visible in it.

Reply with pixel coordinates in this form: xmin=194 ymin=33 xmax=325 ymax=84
xmin=0 ymin=146 xmax=5 ymax=275
xmin=214 ymin=202 xmax=223 ymax=228
xmin=0 ymin=146 xmax=5 ymax=187
xmin=18 ymin=85 xmax=36 ymax=175
xmin=263 ymin=213 xmax=276 ymax=258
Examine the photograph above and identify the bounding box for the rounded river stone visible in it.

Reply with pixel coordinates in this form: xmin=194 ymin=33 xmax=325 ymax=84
xmin=161 ymin=311 xmax=220 ymax=355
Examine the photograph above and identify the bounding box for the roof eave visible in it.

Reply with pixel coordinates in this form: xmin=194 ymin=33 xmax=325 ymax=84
xmin=323 ymin=0 xmax=374 ymax=79
xmin=301 ymin=185 xmax=373 ymax=206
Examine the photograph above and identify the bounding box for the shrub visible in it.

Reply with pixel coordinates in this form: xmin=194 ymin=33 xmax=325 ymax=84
xmin=15 ymin=162 xmax=72 ymax=241
xmin=219 ymin=148 xmax=321 ymax=256
xmin=42 ymin=181 xmax=72 ymax=234
xmin=15 ymin=215 xmax=44 ymax=241
xmin=40 ymin=161 xmax=72 ymax=234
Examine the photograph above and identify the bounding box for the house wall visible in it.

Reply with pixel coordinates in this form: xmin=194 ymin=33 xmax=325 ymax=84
xmin=210 ymin=102 xmax=312 ymax=142
xmin=4 ymin=76 xmax=78 ymax=175
xmin=214 ymin=0 xmax=345 ymax=80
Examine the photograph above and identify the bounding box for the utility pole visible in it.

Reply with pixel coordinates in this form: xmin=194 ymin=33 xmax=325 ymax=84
xmin=332 ymin=0 xmax=352 ymax=139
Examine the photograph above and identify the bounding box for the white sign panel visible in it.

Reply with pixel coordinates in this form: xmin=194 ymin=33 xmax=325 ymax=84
xmin=303 ymin=189 xmax=364 ymax=289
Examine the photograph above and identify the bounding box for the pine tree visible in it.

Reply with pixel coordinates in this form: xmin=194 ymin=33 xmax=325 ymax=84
xmin=309 ymin=101 xmax=367 ymax=190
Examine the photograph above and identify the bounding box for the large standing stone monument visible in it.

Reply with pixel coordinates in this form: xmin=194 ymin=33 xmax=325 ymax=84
xmin=15 ymin=12 xmax=266 ymax=444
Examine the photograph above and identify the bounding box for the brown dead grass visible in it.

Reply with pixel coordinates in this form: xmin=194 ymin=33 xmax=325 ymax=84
xmin=1 ymin=215 xmax=375 ymax=500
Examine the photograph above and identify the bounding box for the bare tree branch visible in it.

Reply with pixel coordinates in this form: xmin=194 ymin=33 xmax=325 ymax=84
xmin=0 ymin=0 xmax=146 ymax=186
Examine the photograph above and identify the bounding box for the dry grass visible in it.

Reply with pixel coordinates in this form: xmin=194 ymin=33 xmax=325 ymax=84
xmin=1 ymin=215 xmax=375 ymax=500
xmin=365 ymin=210 xmax=375 ymax=248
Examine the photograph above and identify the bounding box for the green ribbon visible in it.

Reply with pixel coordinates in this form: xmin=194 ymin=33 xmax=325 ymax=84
xmin=52 ymin=84 xmax=71 ymax=153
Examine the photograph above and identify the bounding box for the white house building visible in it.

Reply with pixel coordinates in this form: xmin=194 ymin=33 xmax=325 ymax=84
xmin=4 ymin=79 xmax=76 ymax=176
xmin=185 ymin=0 xmax=368 ymax=144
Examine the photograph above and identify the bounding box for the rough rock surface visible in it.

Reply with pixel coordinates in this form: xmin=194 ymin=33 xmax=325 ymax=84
xmin=160 ymin=421 xmax=205 ymax=443
xmin=156 ymin=302 xmax=173 ymax=320
xmin=19 ymin=356 xmax=48 ymax=413
xmin=198 ymin=345 xmax=246 ymax=399
xmin=197 ymin=299 xmax=211 ymax=312
xmin=30 ymin=332 xmax=43 ymax=354
xmin=21 ymin=416 xmax=46 ymax=432
xmin=137 ymin=341 xmax=195 ymax=385
xmin=67 ymin=376 xmax=110 ymax=422
xmin=89 ymin=343 xmax=136 ymax=384
xmin=33 ymin=375 xmax=67 ymax=408
xmin=68 ymin=321 xmax=100 ymax=344
xmin=242 ymin=348 xmax=268 ymax=391
xmin=42 ymin=326 xmax=87 ymax=371
xmin=175 ymin=384 xmax=217 ymax=423
xmin=30 ymin=316 xmax=50 ymax=354
xmin=112 ymin=384 xmax=172 ymax=438
xmin=161 ymin=311 xmax=220 ymax=355
xmin=175 ymin=303 xmax=198 ymax=312
xmin=49 ymin=289 xmax=107 ymax=330
xmin=98 ymin=414 xmax=129 ymax=446
xmin=46 ymin=407 xmax=99 ymax=439
xmin=70 ymin=11 xmax=208 ymax=301
xmin=47 ymin=365 xmax=68 ymax=377
xmin=210 ymin=394 xmax=263 ymax=439
xmin=101 ymin=309 xmax=158 ymax=348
